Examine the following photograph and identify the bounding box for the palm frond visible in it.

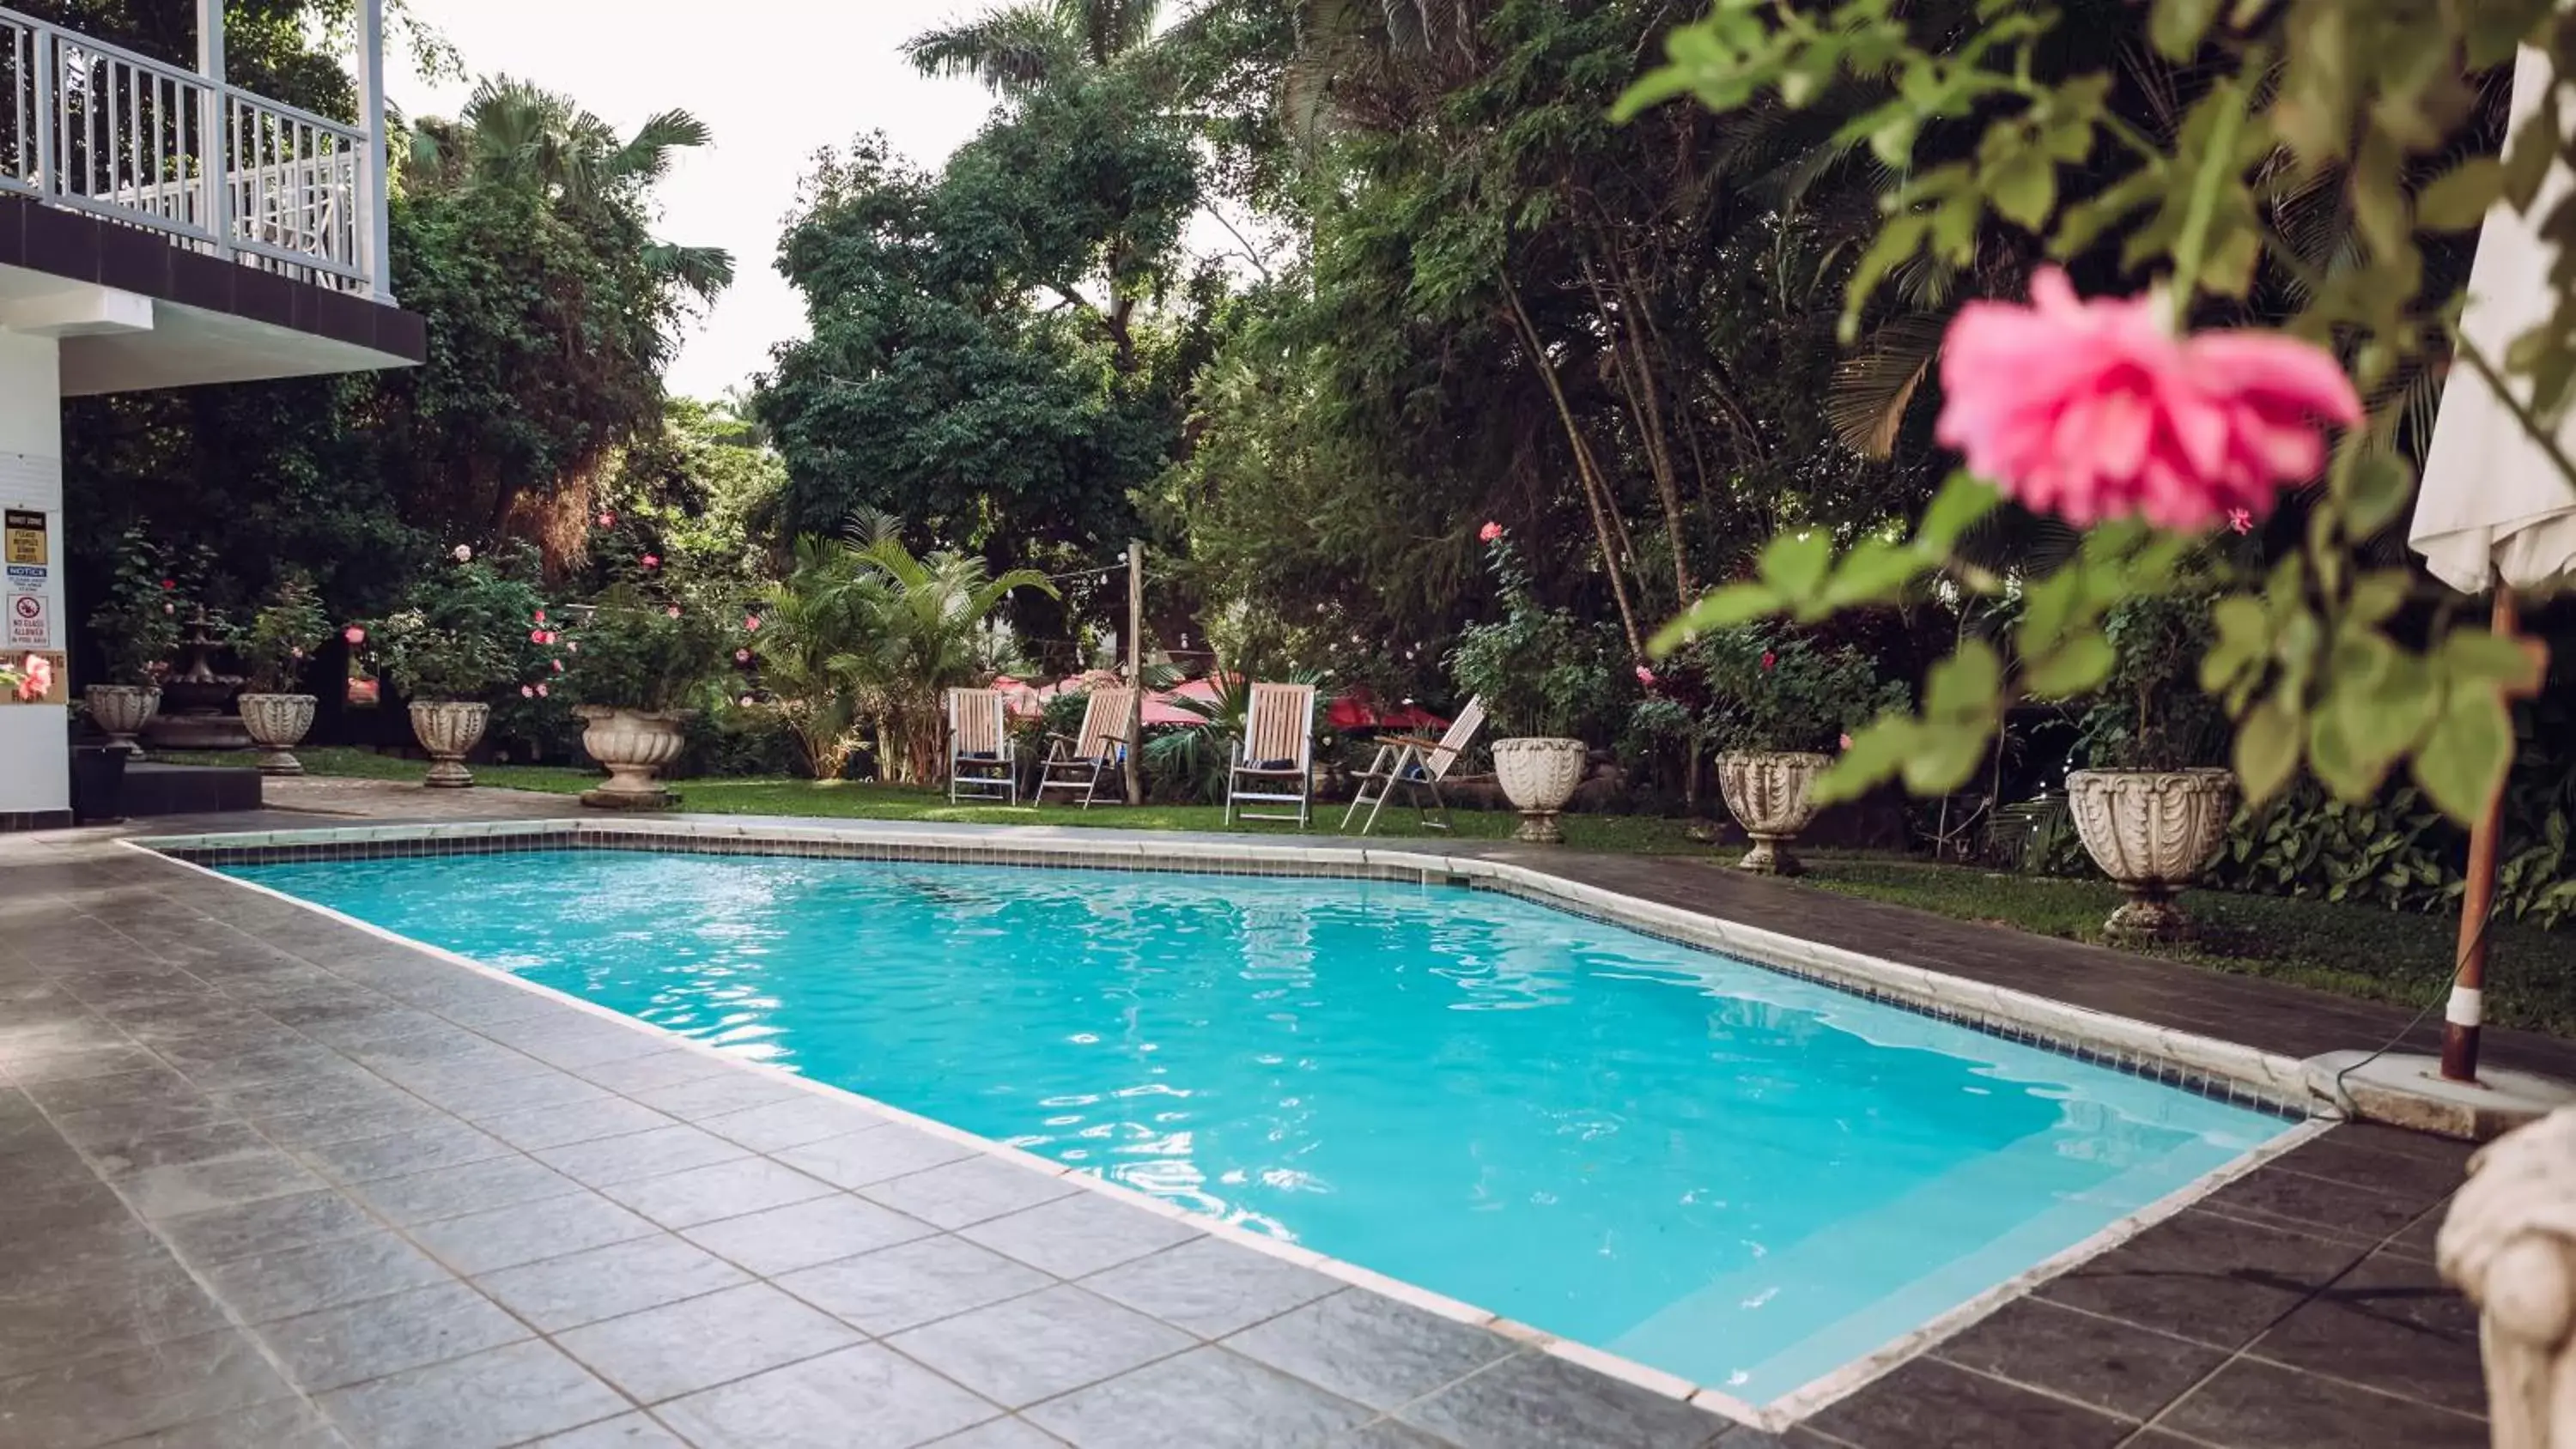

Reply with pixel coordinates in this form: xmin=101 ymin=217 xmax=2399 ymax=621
xmin=642 ymin=242 xmax=736 ymax=300
xmin=605 ymin=109 xmax=715 ymax=186
xmin=902 ymin=4 xmax=1077 ymax=93
xmin=1826 ymin=312 xmax=1948 ymax=458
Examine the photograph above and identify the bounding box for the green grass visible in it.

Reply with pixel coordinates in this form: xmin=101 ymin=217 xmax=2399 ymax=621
xmin=161 ymin=747 xmax=2576 ymax=1035
xmin=160 ymin=748 xmax=1709 ymax=852
xmin=1800 ymin=857 xmax=2576 ymax=1038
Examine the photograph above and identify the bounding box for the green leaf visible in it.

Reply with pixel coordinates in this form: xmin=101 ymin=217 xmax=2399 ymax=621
xmin=2020 ymin=632 xmax=2115 ymax=699
xmin=2341 ymin=454 xmax=2416 ymax=538
xmin=2416 ymin=157 xmax=2504 ymax=231
xmin=2414 ymin=686 xmax=2515 ymax=826
xmin=2504 ymin=93 xmax=2558 ymax=212
xmin=1813 ymin=716 xmax=1915 ymax=805
xmin=2233 ymin=691 xmax=2303 ymax=806
xmin=1916 ymin=473 xmax=2001 ymax=553
xmin=2307 ymin=698 xmax=2378 ymax=801
xmin=1757 ymin=531 xmax=1833 ymax=602
xmin=1819 ymin=537 xmax=1928 ymax=609
xmin=1900 ymin=640 xmax=2003 ymax=794
xmin=2346 ymin=570 xmax=2409 ymax=627
xmin=1987 ymin=149 xmax=2056 ymax=232
xmin=1648 ymin=584 xmax=1780 ymax=656
xmin=1843 ymin=211 xmax=1929 ymax=336
xmin=2200 ymin=593 xmax=2269 ymax=696
xmin=2439 ymin=627 xmax=2548 ymax=692
xmin=2150 ymin=0 xmax=2221 ymax=60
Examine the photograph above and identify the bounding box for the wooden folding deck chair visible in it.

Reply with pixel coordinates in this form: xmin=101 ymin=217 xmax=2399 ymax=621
xmin=1341 ymin=697 xmax=1485 ymax=836
xmin=1224 ymin=682 xmax=1317 ymax=828
xmin=1034 ymin=686 xmax=1136 ymax=808
xmin=945 ymin=687 xmax=1018 ymax=804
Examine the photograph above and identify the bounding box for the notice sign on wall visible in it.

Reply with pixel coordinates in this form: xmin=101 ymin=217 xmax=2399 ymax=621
xmin=3 ymin=508 xmax=43 ymax=566
xmin=7 ymin=591 xmax=49 ymax=650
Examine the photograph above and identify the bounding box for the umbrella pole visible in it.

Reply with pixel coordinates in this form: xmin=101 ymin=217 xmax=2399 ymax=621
xmin=2439 ymin=586 xmax=2518 ymax=1084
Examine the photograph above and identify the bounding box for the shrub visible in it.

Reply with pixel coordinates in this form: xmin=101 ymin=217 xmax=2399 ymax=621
xmin=1449 ymin=528 xmax=1633 ymax=740
xmin=235 ymin=574 xmax=332 ymax=694
xmin=360 ymin=543 xmax=557 ymax=703
xmin=561 ymin=583 xmax=733 ymax=714
xmin=1670 ymin=626 xmax=1907 ymax=755
xmin=85 ymin=529 xmax=185 ymax=683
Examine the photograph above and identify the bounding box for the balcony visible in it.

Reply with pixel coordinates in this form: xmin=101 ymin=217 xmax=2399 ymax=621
xmin=0 ymin=3 xmax=385 ymax=299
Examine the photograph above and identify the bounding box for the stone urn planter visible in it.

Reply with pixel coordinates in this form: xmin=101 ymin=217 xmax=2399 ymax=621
xmin=1715 ymin=750 xmax=1833 ymax=876
xmin=2065 ymin=767 xmax=2238 ymax=943
xmin=576 ymin=706 xmax=690 ymax=809
xmin=237 ymin=694 xmax=319 ymax=775
xmin=1492 ymin=737 xmax=1588 ymax=844
xmin=409 ymin=700 xmax=490 ymax=789
xmin=83 ymin=684 xmax=161 ymax=755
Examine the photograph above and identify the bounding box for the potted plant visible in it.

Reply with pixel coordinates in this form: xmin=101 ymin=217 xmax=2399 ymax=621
xmin=81 ymin=529 xmax=183 ymax=753
xmin=233 ymin=575 xmax=331 ymax=775
xmin=360 ymin=545 xmax=552 ymax=788
xmin=1449 ymin=523 xmax=1629 ymax=843
xmin=1685 ymin=627 xmax=1907 ymax=875
xmin=2061 ymin=597 xmax=2237 ymax=943
xmin=562 ymin=582 xmax=729 ymax=808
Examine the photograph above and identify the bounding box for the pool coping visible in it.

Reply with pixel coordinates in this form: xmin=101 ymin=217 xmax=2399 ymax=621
xmin=125 ymin=815 xmax=2337 ymax=1431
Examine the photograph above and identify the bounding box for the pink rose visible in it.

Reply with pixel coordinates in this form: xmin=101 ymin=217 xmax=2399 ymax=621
xmin=163 ymin=603 xmax=175 ymax=615
xmin=641 ymin=554 xmax=660 ymax=569
xmin=665 ymin=605 xmax=681 ymax=619
xmin=598 ymin=511 xmax=616 ymax=527
xmin=551 ymin=659 xmax=564 ymax=672
xmin=738 ymin=694 xmax=755 ymax=707
xmin=529 ymin=629 xmax=547 ymax=644
xmin=343 ymin=625 xmax=366 ymax=645
xmin=1760 ymin=651 xmax=1777 ymax=671
xmin=1935 ymin=268 xmax=2361 ymax=530
xmin=743 ymin=615 xmax=761 ymax=632
xmin=533 ymin=609 xmax=546 ymax=623
xmin=159 ymin=578 xmax=174 ymax=591
xmin=567 ymin=640 xmax=579 ymax=653
xmin=1634 ymin=664 xmax=1656 ymax=687
xmin=520 ymin=684 xmax=534 ymax=698
xmin=1478 ymin=521 xmax=1504 ymax=543
xmin=1840 ymin=732 xmax=1854 ymax=752
xmin=734 ymin=649 xmax=751 ymax=663
xmin=452 ymin=544 xmax=472 ymax=562
xmin=536 ymin=682 xmax=548 ymax=698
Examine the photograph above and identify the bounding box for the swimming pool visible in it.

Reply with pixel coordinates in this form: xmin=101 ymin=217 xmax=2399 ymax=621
xmin=225 ymin=846 xmax=2295 ymax=1406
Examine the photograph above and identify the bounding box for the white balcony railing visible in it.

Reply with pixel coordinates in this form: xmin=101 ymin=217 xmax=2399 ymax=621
xmin=0 ymin=4 xmax=378 ymax=295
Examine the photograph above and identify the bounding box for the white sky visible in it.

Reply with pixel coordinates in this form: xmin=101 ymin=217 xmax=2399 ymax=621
xmin=392 ymin=1 xmax=999 ymax=401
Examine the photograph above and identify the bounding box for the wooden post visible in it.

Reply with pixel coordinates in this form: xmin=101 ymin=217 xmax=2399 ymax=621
xmin=1124 ymin=542 xmax=1144 ymax=806
xmin=197 ymin=0 xmax=228 ymax=258
xmin=2441 ymin=585 xmax=2518 ymax=1083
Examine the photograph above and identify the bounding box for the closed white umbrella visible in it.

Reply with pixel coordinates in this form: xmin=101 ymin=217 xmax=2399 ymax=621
xmin=2408 ymin=46 xmax=2576 ymax=1082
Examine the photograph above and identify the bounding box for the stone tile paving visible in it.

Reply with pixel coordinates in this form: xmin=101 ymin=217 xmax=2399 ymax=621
xmin=0 ymin=796 xmax=2504 ymax=1446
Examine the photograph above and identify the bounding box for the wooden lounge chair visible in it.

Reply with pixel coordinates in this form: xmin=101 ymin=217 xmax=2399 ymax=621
xmin=1224 ymin=682 xmax=1318 ymax=828
xmin=1341 ymin=697 xmax=1485 ymax=836
xmin=1034 ymin=686 xmax=1136 ymax=808
xmin=945 ymin=687 xmax=1018 ymax=804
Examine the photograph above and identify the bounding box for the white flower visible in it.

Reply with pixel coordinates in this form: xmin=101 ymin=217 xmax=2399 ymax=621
xmin=451 ymin=544 xmax=472 ymax=562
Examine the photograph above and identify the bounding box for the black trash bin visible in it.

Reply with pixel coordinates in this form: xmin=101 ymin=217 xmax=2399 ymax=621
xmin=70 ymin=745 xmax=129 ymax=824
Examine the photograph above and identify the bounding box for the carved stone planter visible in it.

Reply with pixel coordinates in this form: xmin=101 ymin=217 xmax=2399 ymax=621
xmin=83 ymin=684 xmax=160 ymax=755
xmin=576 ymin=706 xmax=690 ymax=809
xmin=409 ymin=700 xmax=490 ymax=789
xmin=2438 ymin=1106 xmax=2576 ymax=1449
xmin=1715 ymin=750 xmax=1832 ymax=876
xmin=2065 ymin=767 xmax=2237 ymax=943
xmin=237 ymin=693 xmax=318 ymax=775
xmin=1492 ymin=737 xmax=1587 ymax=844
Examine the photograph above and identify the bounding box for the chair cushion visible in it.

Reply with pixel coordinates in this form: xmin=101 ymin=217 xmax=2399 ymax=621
xmin=1254 ymin=758 xmax=1299 ymax=772
xmin=959 ymin=751 xmax=999 ymax=761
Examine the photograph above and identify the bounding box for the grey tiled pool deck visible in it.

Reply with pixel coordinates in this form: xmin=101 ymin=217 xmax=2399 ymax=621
xmin=0 ymin=786 xmax=2506 ymax=1447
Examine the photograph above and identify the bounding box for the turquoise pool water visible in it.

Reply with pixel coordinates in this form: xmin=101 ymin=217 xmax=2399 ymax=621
xmin=228 ymin=848 xmax=2292 ymax=1402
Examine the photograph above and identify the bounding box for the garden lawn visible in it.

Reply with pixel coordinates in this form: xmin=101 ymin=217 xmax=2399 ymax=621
xmin=1801 ymin=857 xmax=2576 ymax=1038
xmin=161 ymin=749 xmax=2576 ymax=1035
xmin=158 ymin=749 xmax=1708 ymax=852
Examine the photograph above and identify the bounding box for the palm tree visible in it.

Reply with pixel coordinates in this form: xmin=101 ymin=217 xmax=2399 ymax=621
xmin=903 ymin=0 xmax=1167 ymax=94
xmin=839 ymin=512 xmax=1058 ymax=783
xmin=750 ymin=536 xmax=881 ymax=779
xmin=404 ymin=76 xmax=734 ymax=300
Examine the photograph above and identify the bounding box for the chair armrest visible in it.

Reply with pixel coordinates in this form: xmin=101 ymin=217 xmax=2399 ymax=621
xmin=1376 ymin=734 xmax=1443 ymax=750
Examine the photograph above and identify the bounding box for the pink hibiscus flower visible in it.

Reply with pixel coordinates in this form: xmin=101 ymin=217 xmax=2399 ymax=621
xmin=1934 ymin=268 xmax=2362 ymax=530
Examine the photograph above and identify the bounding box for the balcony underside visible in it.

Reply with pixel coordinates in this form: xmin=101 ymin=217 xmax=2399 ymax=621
xmin=0 ymin=194 xmax=419 ymax=394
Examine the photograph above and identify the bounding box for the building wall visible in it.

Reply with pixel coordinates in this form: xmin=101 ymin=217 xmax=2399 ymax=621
xmin=0 ymin=330 xmax=69 ymax=820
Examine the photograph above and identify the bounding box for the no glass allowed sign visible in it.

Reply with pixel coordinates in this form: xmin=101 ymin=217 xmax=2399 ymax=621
xmin=7 ymin=591 xmax=50 ymax=650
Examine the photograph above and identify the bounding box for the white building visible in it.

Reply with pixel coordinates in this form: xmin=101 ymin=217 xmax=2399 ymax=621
xmin=1 ymin=0 xmax=419 ymax=826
